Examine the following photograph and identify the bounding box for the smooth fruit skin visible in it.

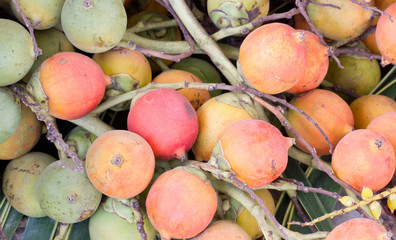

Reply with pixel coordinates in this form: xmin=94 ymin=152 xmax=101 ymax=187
xmin=152 ymin=70 xmax=211 ymax=110
xmin=325 ymin=42 xmax=381 ymax=96
xmin=38 ymin=52 xmax=111 ymax=120
xmin=307 ymin=0 xmax=374 ymax=40
xmin=349 ymin=94 xmax=396 ymax=129
xmin=23 ymin=28 xmax=75 ymax=83
xmin=219 ymin=119 xmax=293 ymax=188
xmin=332 ymin=129 xmax=395 ymax=192
xmin=0 ymin=88 xmax=21 ymax=144
xmin=127 ymin=88 xmax=199 ymax=161
xmin=0 ymin=19 xmax=34 ymax=86
xmin=191 ymin=220 xmax=251 ymax=240
xmin=2 ymin=152 xmax=56 ymax=217
xmin=85 ymin=130 xmax=155 ymax=199
xmin=286 ymin=89 xmax=354 ymax=155
xmin=0 ymin=103 xmax=41 ymax=160
xmin=287 ymin=30 xmax=329 ymax=94
xmin=376 ymin=2 xmax=396 ymax=65
xmin=192 ymin=92 xmax=254 ymax=162
xmin=367 ymin=111 xmax=396 ymax=154
xmin=146 ymin=170 xmax=217 ymax=240
xmin=61 ymin=0 xmax=127 ymax=53
xmin=36 ymin=159 xmax=102 ymax=223
xmin=239 ymin=23 xmax=307 ymax=94
xmin=236 ymin=189 xmax=276 ymax=239
xmin=11 ymin=0 xmax=65 ymax=30
xmin=89 ymin=205 xmax=157 ymax=240
xmin=325 ymin=218 xmax=390 ymax=240
xmin=93 ymin=47 xmax=152 ymax=88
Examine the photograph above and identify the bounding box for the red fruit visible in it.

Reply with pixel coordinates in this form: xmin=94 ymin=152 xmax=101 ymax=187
xmin=38 ymin=52 xmax=111 ymax=120
xmin=127 ymin=88 xmax=199 ymax=161
xmin=376 ymin=2 xmax=396 ymax=65
xmin=146 ymin=169 xmax=217 ymax=240
xmin=325 ymin=218 xmax=390 ymax=240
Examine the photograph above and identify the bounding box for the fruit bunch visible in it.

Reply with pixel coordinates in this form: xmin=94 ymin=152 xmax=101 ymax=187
xmin=0 ymin=0 xmax=396 ymax=239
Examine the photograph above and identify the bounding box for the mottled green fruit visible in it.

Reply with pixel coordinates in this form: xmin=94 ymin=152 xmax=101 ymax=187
xmin=23 ymin=28 xmax=75 ymax=82
xmin=2 ymin=152 xmax=56 ymax=217
xmin=171 ymin=58 xmax=223 ymax=97
xmin=36 ymin=159 xmax=102 ymax=223
xmin=61 ymin=0 xmax=127 ymax=53
xmin=11 ymin=0 xmax=66 ymax=30
xmin=64 ymin=126 xmax=97 ymax=160
xmin=325 ymin=41 xmax=381 ymax=98
xmin=207 ymin=0 xmax=269 ymax=29
xmin=0 ymin=88 xmax=21 ymax=144
xmin=0 ymin=19 xmax=35 ymax=86
xmin=89 ymin=200 xmax=157 ymax=240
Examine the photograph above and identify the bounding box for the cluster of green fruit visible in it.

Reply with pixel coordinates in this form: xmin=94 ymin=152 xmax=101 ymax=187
xmin=0 ymin=0 xmax=396 ymax=239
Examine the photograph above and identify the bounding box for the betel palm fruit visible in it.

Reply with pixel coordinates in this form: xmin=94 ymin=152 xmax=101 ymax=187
xmin=191 ymin=220 xmax=251 ymax=240
xmin=376 ymin=2 xmax=396 ymax=65
xmin=2 ymin=152 xmax=56 ymax=217
xmin=218 ymin=119 xmax=293 ymax=188
xmin=307 ymin=0 xmax=374 ymax=41
xmin=286 ymin=89 xmax=354 ymax=155
xmin=325 ymin=218 xmax=390 ymax=240
xmin=331 ymin=129 xmax=395 ymax=192
xmin=61 ymin=0 xmax=127 ymax=53
xmin=0 ymin=19 xmax=34 ymax=86
xmin=36 ymin=159 xmax=102 ymax=223
xmin=127 ymin=88 xmax=199 ymax=161
xmin=10 ymin=0 xmax=65 ymax=30
xmin=27 ymin=52 xmax=111 ymax=120
xmin=0 ymin=88 xmax=21 ymax=144
xmin=367 ymin=111 xmax=396 ymax=153
xmin=239 ymin=23 xmax=308 ymax=94
xmin=192 ymin=92 xmax=257 ymax=162
xmin=146 ymin=169 xmax=217 ymax=240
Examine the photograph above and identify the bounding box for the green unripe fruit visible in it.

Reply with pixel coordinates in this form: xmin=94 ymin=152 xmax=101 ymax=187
xmin=0 ymin=19 xmax=35 ymax=86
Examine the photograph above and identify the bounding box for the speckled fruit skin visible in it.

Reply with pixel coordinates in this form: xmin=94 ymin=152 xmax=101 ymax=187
xmin=153 ymin=70 xmax=210 ymax=110
xmin=36 ymin=159 xmax=102 ymax=224
xmin=286 ymin=89 xmax=354 ymax=156
xmin=239 ymin=23 xmax=308 ymax=94
xmin=349 ymin=94 xmax=396 ymax=129
xmin=2 ymin=152 xmax=56 ymax=217
xmin=85 ymin=130 xmax=155 ymax=199
xmin=325 ymin=218 xmax=390 ymax=240
xmin=146 ymin=170 xmax=217 ymax=240
xmin=332 ymin=129 xmax=395 ymax=192
xmin=61 ymin=0 xmax=127 ymax=53
xmin=367 ymin=111 xmax=396 ymax=153
xmin=287 ymin=30 xmax=329 ymax=94
xmin=127 ymin=88 xmax=199 ymax=161
xmin=192 ymin=92 xmax=254 ymax=162
xmin=38 ymin=52 xmax=111 ymax=120
xmin=0 ymin=103 xmax=41 ymax=160
xmin=307 ymin=0 xmax=374 ymax=40
xmin=219 ymin=119 xmax=293 ymax=188
xmin=192 ymin=220 xmax=251 ymax=240
xmin=376 ymin=2 xmax=396 ymax=65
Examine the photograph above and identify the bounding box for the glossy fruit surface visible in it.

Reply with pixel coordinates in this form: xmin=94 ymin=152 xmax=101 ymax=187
xmin=376 ymin=2 xmax=396 ymax=65
xmin=325 ymin=218 xmax=390 ymax=240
